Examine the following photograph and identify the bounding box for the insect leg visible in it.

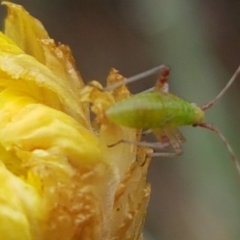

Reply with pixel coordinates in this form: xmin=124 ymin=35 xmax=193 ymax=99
xmin=108 ymin=128 xmax=184 ymax=157
xmin=108 ymin=138 xmax=176 ymax=167
xmin=154 ymin=128 xmax=186 ymax=147
xmin=139 ymin=66 xmax=170 ymax=93
xmin=108 ymin=138 xmax=179 ymax=158
xmin=108 ymin=139 xmax=171 ymax=150
xmin=149 ymin=128 xmax=184 ymax=157
xmin=196 ymin=123 xmax=240 ymax=176
xmin=149 ymin=141 xmax=182 ymax=157
xmin=104 ymin=65 xmax=169 ymax=91
xmin=154 ymin=66 xmax=170 ymax=92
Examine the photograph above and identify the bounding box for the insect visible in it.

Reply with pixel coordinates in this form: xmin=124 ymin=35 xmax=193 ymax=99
xmin=104 ymin=65 xmax=240 ymax=175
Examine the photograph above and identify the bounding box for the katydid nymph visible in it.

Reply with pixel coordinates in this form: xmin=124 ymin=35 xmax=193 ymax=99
xmin=104 ymin=65 xmax=240 ymax=175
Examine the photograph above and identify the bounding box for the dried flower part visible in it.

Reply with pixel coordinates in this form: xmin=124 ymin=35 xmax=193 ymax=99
xmin=0 ymin=2 xmax=151 ymax=240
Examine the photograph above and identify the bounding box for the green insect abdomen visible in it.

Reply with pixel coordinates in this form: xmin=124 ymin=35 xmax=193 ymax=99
xmin=106 ymin=92 xmax=204 ymax=129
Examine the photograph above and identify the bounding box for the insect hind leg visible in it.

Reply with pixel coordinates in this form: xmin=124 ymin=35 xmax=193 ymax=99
xmin=149 ymin=128 xmax=184 ymax=157
xmin=108 ymin=127 xmax=184 ymax=158
xmin=108 ymin=139 xmax=170 ymax=150
xmin=104 ymin=65 xmax=169 ymax=91
xmin=136 ymin=66 xmax=170 ymax=94
xmin=108 ymin=139 xmax=181 ymax=157
xmin=148 ymin=141 xmax=183 ymax=157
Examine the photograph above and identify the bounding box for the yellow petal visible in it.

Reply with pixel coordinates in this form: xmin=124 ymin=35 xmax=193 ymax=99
xmin=3 ymin=1 xmax=49 ymax=62
xmin=0 ymin=162 xmax=43 ymax=240
xmin=0 ymin=31 xmax=89 ymax=127
xmin=0 ymin=2 xmax=151 ymax=240
xmin=4 ymin=1 xmax=88 ymax=119
xmin=3 ymin=1 xmax=89 ymax=128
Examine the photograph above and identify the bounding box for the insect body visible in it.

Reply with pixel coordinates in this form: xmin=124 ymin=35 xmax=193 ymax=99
xmin=106 ymin=91 xmax=204 ymax=129
xmin=105 ymin=65 xmax=240 ymax=175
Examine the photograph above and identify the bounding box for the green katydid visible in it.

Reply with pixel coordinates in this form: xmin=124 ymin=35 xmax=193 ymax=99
xmin=104 ymin=65 xmax=240 ymax=174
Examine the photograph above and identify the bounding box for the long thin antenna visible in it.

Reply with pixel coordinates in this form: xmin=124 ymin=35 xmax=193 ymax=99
xmin=201 ymin=66 xmax=240 ymax=111
xmin=197 ymin=123 xmax=240 ymax=177
xmin=104 ymin=65 xmax=168 ymax=91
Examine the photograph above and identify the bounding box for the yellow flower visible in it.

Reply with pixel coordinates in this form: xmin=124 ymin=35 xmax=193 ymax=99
xmin=0 ymin=2 xmax=151 ymax=240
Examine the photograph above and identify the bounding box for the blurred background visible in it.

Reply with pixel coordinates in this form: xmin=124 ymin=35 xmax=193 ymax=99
xmin=1 ymin=0 xmax=240 ymax=239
